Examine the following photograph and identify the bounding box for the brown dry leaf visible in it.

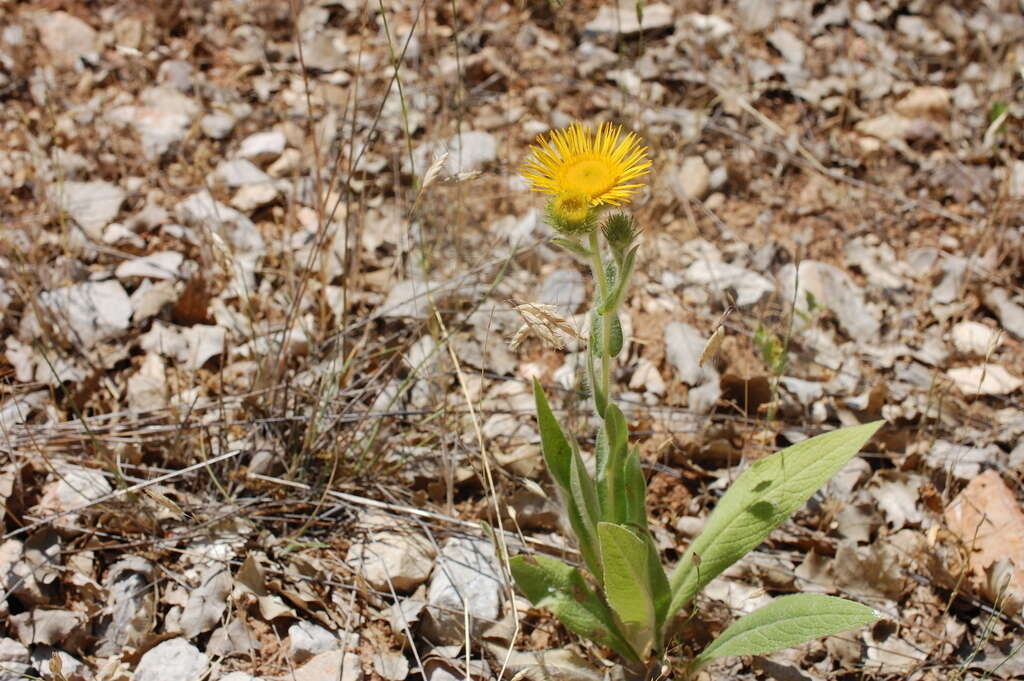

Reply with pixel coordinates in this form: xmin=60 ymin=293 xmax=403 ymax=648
xmin=944 ymin=470 xmax=1024 ymax=613
xmin=235 ymin=553 xmax=296 ymax=621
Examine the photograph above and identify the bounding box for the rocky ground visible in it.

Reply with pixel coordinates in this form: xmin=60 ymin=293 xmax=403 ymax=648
xmin=1 ymin=1 xmax=1024 ymax=680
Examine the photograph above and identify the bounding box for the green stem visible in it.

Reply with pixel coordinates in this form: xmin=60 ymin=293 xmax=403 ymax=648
xmin=588 ymin=231 xmax=613 ymax=408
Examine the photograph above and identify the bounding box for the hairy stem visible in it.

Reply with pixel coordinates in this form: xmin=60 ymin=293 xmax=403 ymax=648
xmin=588 ymin=231 xmax=613 ymax=407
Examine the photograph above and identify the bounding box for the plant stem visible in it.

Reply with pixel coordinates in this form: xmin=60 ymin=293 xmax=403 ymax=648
xmin=588 ymin=230 xmax=613 ymax=406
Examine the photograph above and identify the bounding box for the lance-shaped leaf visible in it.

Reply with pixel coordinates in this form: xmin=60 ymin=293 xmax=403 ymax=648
xmin=622 ymin=445 xmax=648 ymax=531
xmin=510 ymin=554 xmax=639 ymax=664
xmin=690 ymin=594 xmax=880 ymax=671
xmin=569 ymin=446 xmax=602 ymax=578
xmin=596 ymin=403 xmax=629 ymax=524
xmin=668 ymin=421 xmax=884 ymax=616
xmin=532 ymin=379 xmax=572 ymax=493
xmin=599 ymin=523 xmax=660 ymax=658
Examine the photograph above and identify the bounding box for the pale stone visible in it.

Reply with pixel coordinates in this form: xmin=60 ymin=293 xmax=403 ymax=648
xmin=895 ymin=86 xmax=951 ymax=118
xmin=948 ymin=364 xmax=1022 ymax=396
xmin=346 ymin=532 xmax=435 ymax=593
xmin=677 ymin=156 xmax=710 ymax=200
xmin=50 ymin=181 xmax=125 ymax=239
xmin=950 ymin=321 xmax=1003 ymax=356
xmin=115 ymin=251 xmax=184 ymax=280
xmin=127 ymin=353 xmax=168 ymax=412
xmin=35 ymin=11 xmax=97 ymax=67
xmin=38 ymin=280 xmax=132 ymax=348
xmin=291 ymin=650 xmax=363 ymax=681
xmin=585 ymin=2 xmax=674 ymax=35
xmin=231 ymin=183 xmax=279 ymax=212
xmin=238 ymin=130 xmax=286 ymax=163
xmin=133 ymin=638 xmax=208 ymax=681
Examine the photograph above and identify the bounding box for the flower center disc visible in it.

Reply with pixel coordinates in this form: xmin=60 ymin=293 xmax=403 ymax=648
xmin=563 ymin=157 xmax=615 ymax=198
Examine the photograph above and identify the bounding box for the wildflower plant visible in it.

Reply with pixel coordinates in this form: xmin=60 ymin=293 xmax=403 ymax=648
xmin=511 ymin=122 xmax=883 ymax=675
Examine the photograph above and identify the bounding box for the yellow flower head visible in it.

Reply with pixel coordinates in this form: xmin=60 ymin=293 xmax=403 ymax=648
xmin=520 ymin=122 xmax=651 ymax=206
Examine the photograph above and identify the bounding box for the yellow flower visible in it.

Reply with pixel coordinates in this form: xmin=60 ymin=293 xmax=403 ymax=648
xmin=520 ymin=122 xmax=651 ymax=206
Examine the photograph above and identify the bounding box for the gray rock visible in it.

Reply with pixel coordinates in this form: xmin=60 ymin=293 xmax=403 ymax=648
xmin=983 ymin=288 xmax=1024 ymax=339
xmin=736 ymin=0 xmax=776 ymax=32
xmin=158 ymin=60 xmax=194 ymax=92
xmin=0 ymin=662 xmax=33 ymax=681
xmin=10 ymin=609 xmax=84 ymax=647
xmin=50 ymin=181 xmax=125 ymax=239
xmin=107 ymin=105 xmax=190 ymax=159
xmin=133 ymin=639 xmax=208 ymax=681
xmin=537 ymin=268 xmax=586 ymax=316
xmin=584 ymin=2 xmax=674 ymax=35
xmin=684 ymin=260 xmax=774 ymax=307
xmin=413 ymin=131 xmax=497 ymax=176
xmin=688 ymin=380 xmax=722 ymax=414
xmin=346 ymin=531 xmax=436 ymax=593
xmin=95 ymin=557 xmax=154 ymax=656
xmin=289 ymin=621 xmax=339 ymax=663
xmin=379 ymin=280 xmax=444 ymax=319
xmin=1009 ymin=161 xmax=1024 ymax=198
xmin=115 ymin=251 xmax=184 ymax=280
xmin=780 ymin=376 xmax=824 ymax=405
xmin=201 ymin=112 xmax=236 ymax=140
xmin=929 ymin=440 xmax=1003 ymax=480
xmin=220 ymin=674 xmax=265 ymax=681
xmin=38 ymin=280 xmax=132 ymax=348
xmin=768 ymin=28 xmax=805 ymax=65
xmin=107 ymin=87 xmax=198 ymax=160
xmin=664 ymin=321 xmax=712 ymax=386
xmin=35 ymin=11 xmax=97 ymax=67
xmin=373 ymin=651 xmax=410 ymax=681
xmin=213 ymin=159 xmax=272 ymax=187
xmin=238 ymin=130 xmax=286 ymax=164
xmin=947 ymin=364 xmax=1022 ymax=396
xmin=932 ymin=256 xmax=968 ymax=305
xmin=180 ymin=566 xmax=231 ymax=638
xmin=950 ymin=321 xmax=1003 ymax=356
xmin=423 ymin=537 xmax=504 ymax=643
xmin=677 ymin=156 xmax=710 ymax=200
xmin=140 ymin=321 xmax=226 ymax=370
xmin=777 ymin=261 xmax=880 ymax=340
xmin=231 ymin=184 xmax=280 ymax=212
xmin=0 ymin=639 xmax=29 ymax=664
xmin=291 ymin=650 xmax=363 ymax=681
xmin=175 ymin=190 xmax=262 ymax=254
xmin=30 ymin=647 xmax=89 ymax=681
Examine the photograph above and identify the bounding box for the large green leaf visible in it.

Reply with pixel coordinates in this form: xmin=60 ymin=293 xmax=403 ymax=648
xmin=510 ymin=554 xmax=639 ymax=664
xmin=668 ymin=421 xmax=883 ymax=616
xmin=599 ymin=523 xmax=656 ymax=657
xmin=597 ymin=403 xmax=629 ymax=524
xmin=690 ymin=594 xmax=880 ymax=670
xmin=569 ymin=447 xmax=602 ymax=578
xmin=622 ymin=445 xmax=647 ymax=531
xmin=532 ymin=379 xmax=572 ymax=493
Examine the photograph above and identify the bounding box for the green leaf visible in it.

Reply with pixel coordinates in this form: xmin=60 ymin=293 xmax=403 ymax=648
xmin=668 ymin=421 xmax=884 ymax=616
xmin=602 ymin=262 xmax=618 ymax=313
xmin=691 ymin=594 xmax=880 ymax=671
xmin=599 ymin=523 xmax=657 ymax=658
xmin=622 ymin=445 xmax=647 ymax=530
xmin=608 ymin=313 xmax=623 ymax=357
xmin=532 ymin=379 xmax=572 ymax=493
xmin=597 ymin=403 xmax=629 ymax=523
xmin=569 ymin=447 xmax=602 ymax=578
xmin=510 ymin=554 xmax=639 ymax=664
xmin=590 ymin=312 xmax=603 ymax=357
xmin=551 ymin=237 xmax=593 ymax=260
xmin=587 ymin=348 xmax=607 ymax=418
